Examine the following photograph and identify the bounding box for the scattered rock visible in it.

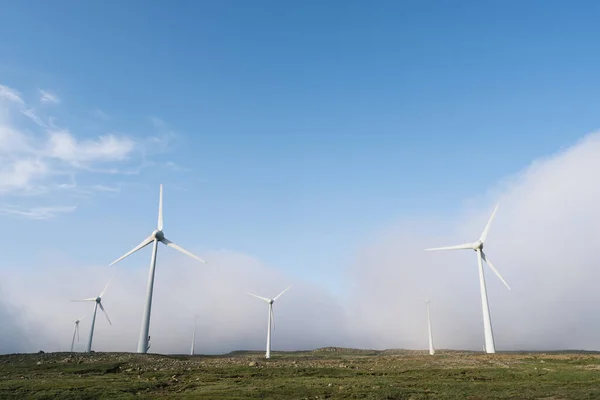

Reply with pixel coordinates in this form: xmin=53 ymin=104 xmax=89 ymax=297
xmin=249 ymin=361 xmax=257 ymax=367
xmin=36 ymin=361 xmax=42 ymax=365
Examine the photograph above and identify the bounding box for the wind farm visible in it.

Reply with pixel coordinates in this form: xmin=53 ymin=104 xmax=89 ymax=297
xmin=4 ymin=1 xmax=600 ymax=398
xmin=2 ymin=185 xmax=597 ymax=399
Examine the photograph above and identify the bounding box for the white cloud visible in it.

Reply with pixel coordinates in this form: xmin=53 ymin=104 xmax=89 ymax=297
xmin=39 ymin=89 xmax=60 ymax=104
xmin=0 ymin=83 xmax=177 ymax=219
xmin=47 ymin=130 xmax=136 ymax=164
xmin=0 ymin=158 xmax=48 ymax=194
xmin=0 ymin=85 xmax=24 ymax=105
xmin=2 ymin=130 xmax=600 ymax=354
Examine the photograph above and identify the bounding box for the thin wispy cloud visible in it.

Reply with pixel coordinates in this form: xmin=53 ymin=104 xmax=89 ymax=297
xmin=90 ymin=184 xmax=121 ymax=193
xmin=39 ymin=89 xmax=60 ymax=104
xmin=165 ymin=161 xmax=191 ymax=172
xmin=0 ymin=205 xmax=76 ymax=220
xmin=92 ymin=108 xmax=109 ymax=120
xmin=0 ymin=85 xmax=24 ymax=105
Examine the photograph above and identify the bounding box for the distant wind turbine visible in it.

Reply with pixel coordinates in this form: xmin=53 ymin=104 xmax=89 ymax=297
xmin=71 ymin=278 xmax=113 ymax=352
xmin=248 ymin=286 xmax=291 ymax=359
xmin=190 ymin=315 xmax=199 ymax=356
xmin=425 ymin=300 xmax=434 ymax=355
xmin=425 ymin=204 xmax=510 ymax=354
xmin=109 ymin=184 xmax=207 ymax=354
xmin=70 ymin=316 xmax=85 ymax=352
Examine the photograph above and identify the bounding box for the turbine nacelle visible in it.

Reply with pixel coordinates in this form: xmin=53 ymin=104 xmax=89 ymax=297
xmin=152 ymin=230 xmax=165 ymax=241
xmin=473 ymin=240 xmax=483 ymax=250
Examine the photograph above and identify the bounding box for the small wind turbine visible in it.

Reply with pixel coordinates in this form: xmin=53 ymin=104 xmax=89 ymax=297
xmin=70 ymin=316 xmax=85 ymax=352
xmin=71 ymin=278 xmax=113 ymax=352
xmin=425 ymin=204 xmax=510 ymax=354
xmin=248 ymin=286 xmax=291 ymax=359
xmin=425 ymin=300 xmax=435 ymax=355
xmin=109 ymin=184 xmax=207 ymax=354
xmin=190 ymin=315 xmax=199 ymax=356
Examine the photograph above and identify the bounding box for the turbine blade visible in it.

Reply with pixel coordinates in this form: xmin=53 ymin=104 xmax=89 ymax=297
xmin=98 ymin=302 xmax=112 ymax=325
xmin=424 ymin=243 xmax=474 ymax=251
xmin=109 ymin=235 xmax=154 ymax=266
xmin=270 ymin=306 xmax=275 ymax=331
xmin=157 ymin=184 xmax=163 ymax=231
xmin=479 ymin=204 xmax=499 ymax=243
xmin=71 ymin=298 xmax=97 ymax=302
xmin=161 ymin=238 xmax=207 ymax=263
xmin=76 ymin=324 xmax=80 ymax=341
xmin=273 ymin=285 xmax=291 ymax=301
xmin=481 ymin=251 xmax=511 ymax=291
xmin=99 ymin=276 xmax=114 ymax=298
xmin=247 ymin=293 xmax=270 ymax=302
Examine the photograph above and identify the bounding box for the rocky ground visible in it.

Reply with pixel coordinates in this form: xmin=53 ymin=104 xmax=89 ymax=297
xmin=1 ymin=348 xmax=599 ymax=399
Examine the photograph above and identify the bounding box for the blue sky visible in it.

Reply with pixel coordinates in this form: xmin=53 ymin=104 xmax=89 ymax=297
xmin=2 ymin=1 xmax=600 ymax=293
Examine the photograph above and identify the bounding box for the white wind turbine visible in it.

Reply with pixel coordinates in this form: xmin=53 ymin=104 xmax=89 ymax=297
xmin=425 ymin=204 xmax=510 ymax=354
xmin=109 ymin=184 xmax=207 ymax=354
xmin=71 ymin=278 xmax=113 ymax=353
xmin=248 ymin=286 xmax=291 ymax=359
xmin=70 ymin=316 xmax=85 ymax=352
xmin=425 ymin=300 xmax=434 ymax=355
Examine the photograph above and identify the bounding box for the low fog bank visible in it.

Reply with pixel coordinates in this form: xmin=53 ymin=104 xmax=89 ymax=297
xmin=2 ymin=132 xmax=600 ymax=354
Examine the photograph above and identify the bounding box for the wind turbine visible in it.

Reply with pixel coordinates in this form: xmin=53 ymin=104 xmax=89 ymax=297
xmin=190 ymin=315 xmax=199 ymax=356
xmin=71 ymin=278 xmax=113 ymax=352
xmin=248 ymin=286 xmax=291 ymax=359
xmin=425 ymin=204 xmax=510 ymax=354
xmin=70 ymin=316 xmax=85 ymax=352
xmin=109 ymin=184 xmax=207 ymax=354
xmin=425 ymin=300 xmax=434 ymax=355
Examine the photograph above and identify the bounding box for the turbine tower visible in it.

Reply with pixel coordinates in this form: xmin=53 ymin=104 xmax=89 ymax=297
xmin=190 ymin=315 xmax=198 ymax=356
xmin=248 ymin=286 xmax=291 ymax=359
xmin=71 ymin=278 xmax=113 ymax=352
xmin=70 ymin=316 xmax=84 ymax=352
xmin=109 ymin=184 xmax=207 ymax=354
xmin=425 ymin=204 xmax=510 ymax=354
xmin=425 ymin=300 xmax=434 ymax=355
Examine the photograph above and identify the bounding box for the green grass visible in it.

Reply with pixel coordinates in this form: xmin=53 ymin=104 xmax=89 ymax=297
xmin=1 ymin=349 xmax=600 ymax=399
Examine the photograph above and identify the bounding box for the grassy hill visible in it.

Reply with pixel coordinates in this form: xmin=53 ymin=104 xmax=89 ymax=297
xmin=1 ymin=349 xmax=600 ymax=399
